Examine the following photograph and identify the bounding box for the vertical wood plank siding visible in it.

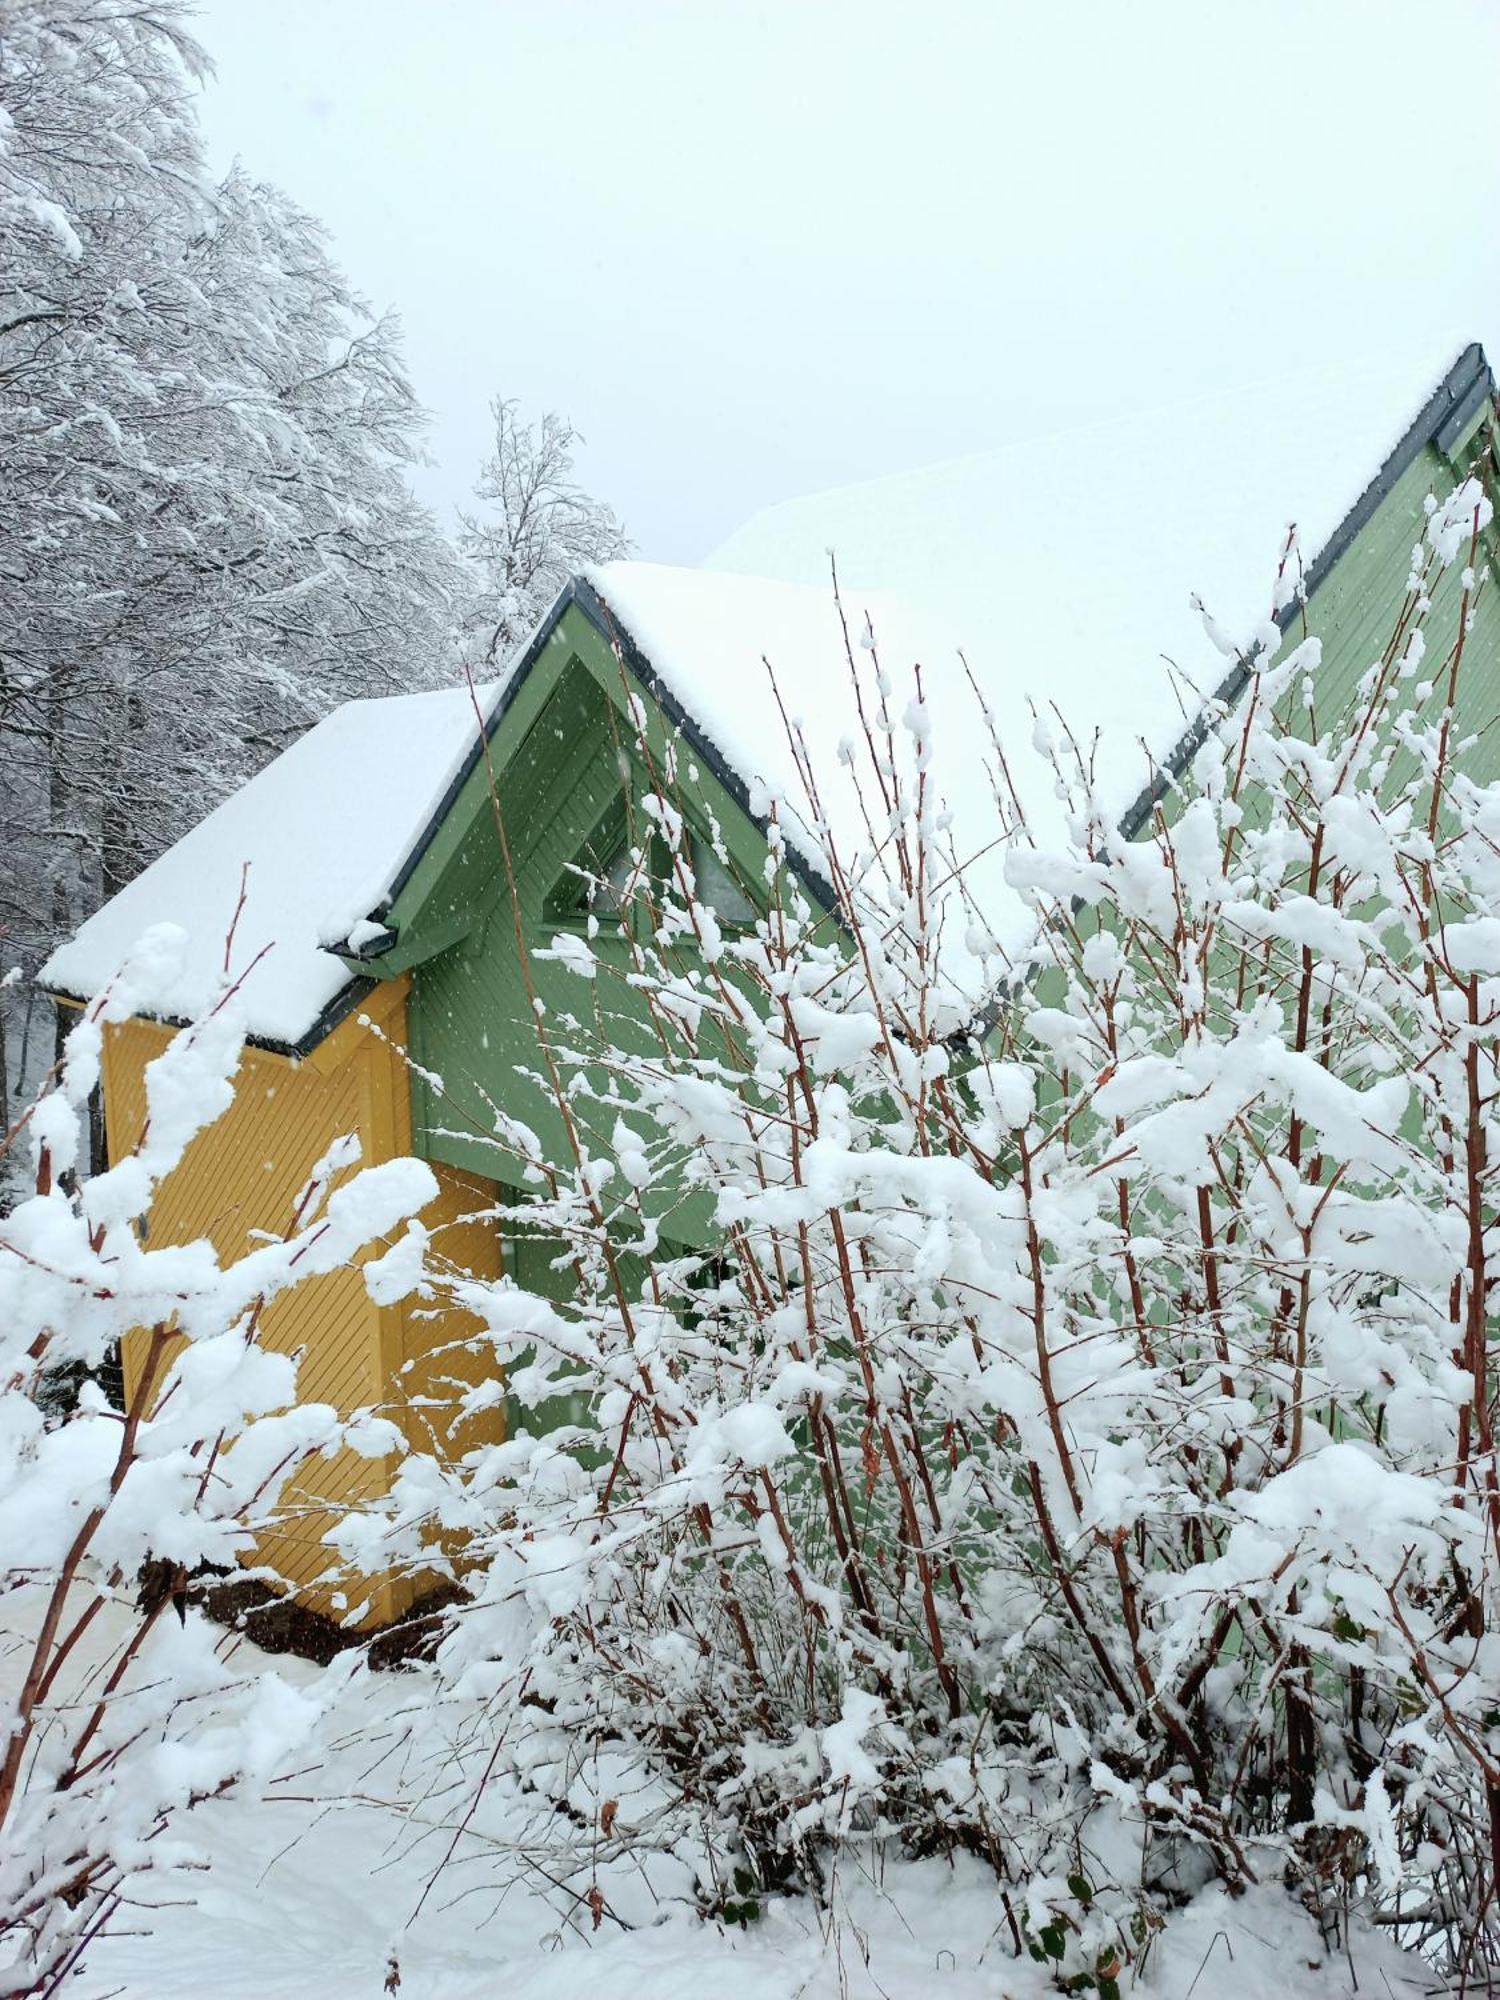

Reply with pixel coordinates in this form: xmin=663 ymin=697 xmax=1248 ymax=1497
xmin=404 ymin=639 xmax=767 ymax=1245
xmin=1291 ymin=440 xmax=1500 ymax=760
xmin=101 ymin=979 xmax=503 ymax=1626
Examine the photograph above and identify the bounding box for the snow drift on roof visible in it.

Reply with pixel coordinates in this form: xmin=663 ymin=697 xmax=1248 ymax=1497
xmin=585 ymin=558 xmax=1139 ymax=1006
xmin=45 ymin=339 xmax=1480 ymax=1049
xmin=590 ymin=342 xmax=1480 ymax=1009
xmin=706 ymin=338 xmax=1473 ymax=714
xmin=43 ymin=684 xmax=498 ymax=1046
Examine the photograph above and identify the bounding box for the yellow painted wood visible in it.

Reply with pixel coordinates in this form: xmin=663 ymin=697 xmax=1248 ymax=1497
xmin=99 ymin=980 xmax=504 ymax=1630
xmin=387 ymin=1161 xmax=505 ymax=1611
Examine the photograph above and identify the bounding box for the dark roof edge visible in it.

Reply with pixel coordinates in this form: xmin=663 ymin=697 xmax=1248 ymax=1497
xmin=1116 ymin=339 xmax=1494 ymax=841
xmin=49 ymin=344 xmax=1490 ymax=1055
xmin=41 ymin=969 xmax=379 ymax=1062
xmin=569 ymin=575 xmax=843 ymax=916
xmin=374 ymin=573 xmax=841 ymax=929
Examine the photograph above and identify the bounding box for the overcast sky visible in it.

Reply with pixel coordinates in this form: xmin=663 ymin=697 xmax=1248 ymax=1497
xmin=193 ymin=0 xmax=1500 ymax=565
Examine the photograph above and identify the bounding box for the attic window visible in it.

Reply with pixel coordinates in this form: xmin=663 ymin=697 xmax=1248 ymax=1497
xmin=592 ymin=844 xmax=639 ymax=915
xmin=547 ymin=801 xmax=639 ymax=921
xmin=547 ymin=802 xmax=758 ymax=931
xmin=688 ymin=831 xmax=756 ymax=928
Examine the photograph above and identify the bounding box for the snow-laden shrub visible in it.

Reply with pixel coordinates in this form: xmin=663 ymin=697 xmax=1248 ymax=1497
xmin=0 ymin=929 xmax=435 ymax=1997
xmin=363 ymin=479 xmax=1500 ymax=1982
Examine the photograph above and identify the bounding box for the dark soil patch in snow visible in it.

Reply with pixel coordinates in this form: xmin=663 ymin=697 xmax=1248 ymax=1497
xmin=193 ymin=1575 xmax=464 ymax=1670
xmin=365 ymin=1584 xmax=465 ymax=1670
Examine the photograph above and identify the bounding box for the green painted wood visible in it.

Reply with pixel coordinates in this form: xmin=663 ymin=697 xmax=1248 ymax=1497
xmin=1007 ymin=436 xmax=1500 ymax=1068
xmin=397 ymin=611 xmax=787 ymax=1249
xmin=386 ymin=606 xmax=774 ymax=955
xmin=1284 ymin=438 xmax=1500 ymax=774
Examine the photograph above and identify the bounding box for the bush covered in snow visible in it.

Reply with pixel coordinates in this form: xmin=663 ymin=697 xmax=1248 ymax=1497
xmin=6 ymin=475 xmax=1497 ymax=1995
xmin=0 ymin=929 xmax=434 ymax=1996
xmin=357 ymin=479 xmax=1500 ymax=1987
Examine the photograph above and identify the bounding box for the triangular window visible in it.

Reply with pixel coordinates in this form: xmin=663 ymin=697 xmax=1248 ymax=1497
xmin=545 ymin=800 xmax=759 ymax=932
xmin=546 ymin=798 xmax=639 ymax=921
xmin=687 ymin=830 xmax=756 ymax=928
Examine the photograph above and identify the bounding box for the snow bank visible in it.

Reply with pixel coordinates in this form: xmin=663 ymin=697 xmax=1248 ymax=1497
xmin=11 ymin=1605 xmax=1421 ymax=2000
xmin=58 ymin=1660 xmax=1430 ymax=2000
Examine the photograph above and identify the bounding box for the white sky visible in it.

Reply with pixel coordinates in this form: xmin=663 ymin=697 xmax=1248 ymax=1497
xmin=193 ymin=0 xmax=1500 ymax=565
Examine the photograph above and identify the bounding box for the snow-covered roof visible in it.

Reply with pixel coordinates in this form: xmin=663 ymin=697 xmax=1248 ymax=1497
xmin=706 ymin=341 xmax=1481 ymax=676
xmin=43 ymin=684 xmax=498 ymax=1049
xmin=45 ymin=338 xmax=1489 ymax=1049
xmin=583 ymin=560 xmax=1024 ymax=967
xmin=582 ymin=340 xmax=1490 ymax=1008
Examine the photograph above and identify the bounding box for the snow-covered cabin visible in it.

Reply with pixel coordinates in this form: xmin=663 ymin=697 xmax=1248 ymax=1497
xmin=43 ymin=339 xmax=1499 ymax=1628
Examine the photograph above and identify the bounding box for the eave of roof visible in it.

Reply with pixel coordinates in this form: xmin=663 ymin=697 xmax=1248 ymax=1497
xmin=45 ymin=579 xmax=772 ymax=1058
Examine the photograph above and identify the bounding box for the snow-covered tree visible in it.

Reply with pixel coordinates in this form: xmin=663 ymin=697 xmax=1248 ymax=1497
xmin=0 ymin=0 xmax=460 ymax=1081
xmin=355 ymin=476 xmax=1500 ymax=1985
xmin=459 ymin=399 xmax=628 ymax=667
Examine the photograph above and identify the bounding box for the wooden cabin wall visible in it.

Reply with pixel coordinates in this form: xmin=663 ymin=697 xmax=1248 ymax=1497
xmin=99 ymin=982 xmax=504 ymax=1627
xmin=406 ymin=707 xmax=652 ymax=1193
xmin=402 ymin=642 xmax=765 ymax=1254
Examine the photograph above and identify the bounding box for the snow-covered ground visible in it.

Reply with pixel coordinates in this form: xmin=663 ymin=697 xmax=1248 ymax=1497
xmin=81 ymin=1828 xmax=1433 ymax=2000
xmin=0 ymin=1591 xmax=1429 ymax=2000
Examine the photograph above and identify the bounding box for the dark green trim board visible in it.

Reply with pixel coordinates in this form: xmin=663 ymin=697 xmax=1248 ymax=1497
xmin=1116 ymin=342 xmax=1495 ymax=842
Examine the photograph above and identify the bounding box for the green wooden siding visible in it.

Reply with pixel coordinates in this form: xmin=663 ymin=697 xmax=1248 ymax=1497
xmin=1281 ymin=435 xmax=1500 ymax=775
xmin=382 ymin=608 xmax=787 ymax=1249
xmin=405 ymin=731 xmax=663 ymax=1194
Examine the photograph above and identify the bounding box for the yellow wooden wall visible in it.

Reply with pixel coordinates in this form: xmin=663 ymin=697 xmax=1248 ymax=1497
xmin=101 ymin=979 xmax=502 ymax=1627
